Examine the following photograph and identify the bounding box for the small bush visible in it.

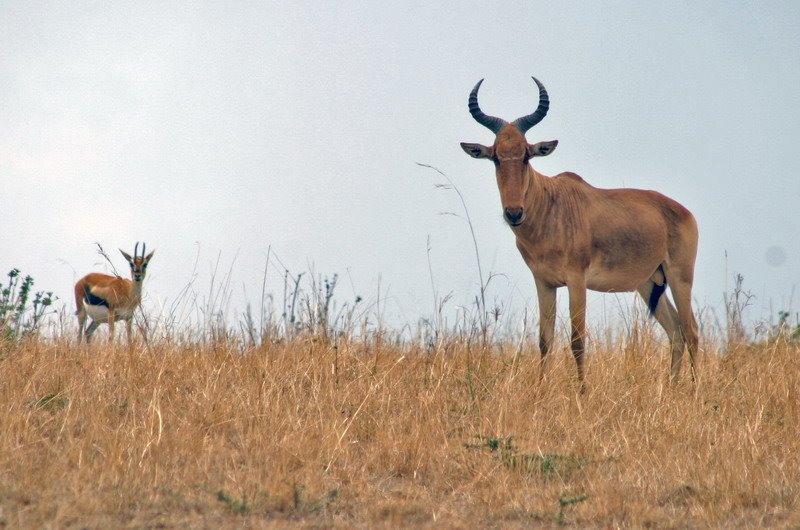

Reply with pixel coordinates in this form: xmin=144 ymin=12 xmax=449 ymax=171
xmin=0 ymin=268 xmax=56 ymax=344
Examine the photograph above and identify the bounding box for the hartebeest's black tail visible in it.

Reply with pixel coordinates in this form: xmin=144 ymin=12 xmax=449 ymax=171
xmin=648 ymin=265 xmax=667 ymax=315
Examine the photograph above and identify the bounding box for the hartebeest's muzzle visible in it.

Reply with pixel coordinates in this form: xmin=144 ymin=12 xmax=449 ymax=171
xmin=504 ymin=207 xmax=525 ymax=226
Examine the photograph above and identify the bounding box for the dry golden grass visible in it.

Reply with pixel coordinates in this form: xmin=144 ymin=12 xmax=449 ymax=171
xmin=1 ymin=331 xmax=798 ymax=528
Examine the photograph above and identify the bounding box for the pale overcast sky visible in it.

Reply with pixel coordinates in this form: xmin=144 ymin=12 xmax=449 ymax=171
xmin=2 ymin=2 xmax=798 ymax=333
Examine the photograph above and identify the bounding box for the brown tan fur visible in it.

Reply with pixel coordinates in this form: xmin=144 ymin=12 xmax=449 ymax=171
xmin=462 ymin=83 xmax=698 ymax=391
xmin=75 ymin=246 xmax=154 ymax=345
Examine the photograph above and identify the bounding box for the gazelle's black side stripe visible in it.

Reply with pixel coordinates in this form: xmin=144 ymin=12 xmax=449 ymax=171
xmin=83 ymin=285 xmax=109 ymax=308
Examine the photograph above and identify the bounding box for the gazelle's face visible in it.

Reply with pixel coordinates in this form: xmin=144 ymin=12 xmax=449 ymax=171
xmin=461 ymin=126 xmax=557 ymax=227
xmin=120 ymin=247 xmax=155 ymax=282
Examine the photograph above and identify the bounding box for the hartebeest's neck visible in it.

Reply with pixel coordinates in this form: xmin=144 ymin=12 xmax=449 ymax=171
xmin=523 ymin=165 xmax=550 ymax=217
xmin=516 ymin=164 xmax=588 ymax=248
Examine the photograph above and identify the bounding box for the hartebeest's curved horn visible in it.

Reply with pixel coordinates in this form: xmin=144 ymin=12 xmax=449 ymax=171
xmin=512 ymin=76 xmax=550 ymax=134
xmin=468 ymin=79 xmax=508 ymax=134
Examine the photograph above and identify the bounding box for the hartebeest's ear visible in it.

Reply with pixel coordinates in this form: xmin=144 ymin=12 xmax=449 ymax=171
xmin=460 ymin=142 xmax=494 ymax=159
xmin=527 ymin=140 xmax=558 ymax=157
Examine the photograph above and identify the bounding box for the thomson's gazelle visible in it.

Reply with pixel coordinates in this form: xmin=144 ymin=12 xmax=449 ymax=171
xmin=75 ymin=242 xmax=154 ymax=344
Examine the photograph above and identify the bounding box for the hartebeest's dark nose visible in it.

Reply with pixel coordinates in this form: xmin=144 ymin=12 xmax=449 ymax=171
xmin=504 ymin=207 xmax=525 ymax=226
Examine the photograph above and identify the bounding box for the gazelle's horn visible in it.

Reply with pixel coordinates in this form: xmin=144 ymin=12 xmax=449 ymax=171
xmin=141 ymin=242 xmax=146 ymax=259
xmin=511 ymin=76 xmax=550 ymax=134
xmin=134 ymin=241 xmax=140 ymax=260
xmin=468 ymin=79 xmax=508 ymax=134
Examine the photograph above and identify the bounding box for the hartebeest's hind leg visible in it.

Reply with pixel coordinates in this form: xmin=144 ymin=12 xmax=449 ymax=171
xmin=637 ymin=280 xmax=685 ymax=382
xmin=661 ymin=262 xmax=700 ymax=382
xmin=534 ymin=277 xmax=557 ymax=383
xmin=667 ymin=278 xmax=699 ymax=382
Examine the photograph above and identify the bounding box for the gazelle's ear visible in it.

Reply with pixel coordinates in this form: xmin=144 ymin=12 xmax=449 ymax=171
xmin=460 ymin=142 xmax=494 ymax=159
xmin=120 ymin=249 xmax=134 ymax=263
xmin=527 ymin=140 xmax=558 ymax=157
xmin=143 ymin=251 xmax=155 ymax=263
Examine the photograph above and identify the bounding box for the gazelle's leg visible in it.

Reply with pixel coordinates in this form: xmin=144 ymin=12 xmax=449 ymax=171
xmin=85 ymin=321 xmax=100 ymax=343
xmin=77 ymin=307 xmax=87 ymax=343
xmin=108 ymin=309 xmax=115 ymax=344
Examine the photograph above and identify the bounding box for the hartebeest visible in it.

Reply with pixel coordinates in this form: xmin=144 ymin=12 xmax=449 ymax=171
xmin=461 ymin=77 xmax=699 ymax=389
xmin=75 ymin=242 xmax=154 ymax=344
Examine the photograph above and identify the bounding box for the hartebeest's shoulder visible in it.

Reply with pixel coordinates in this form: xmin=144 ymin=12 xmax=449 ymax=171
xmin=554 ymin=171 xmax=586 ymax=184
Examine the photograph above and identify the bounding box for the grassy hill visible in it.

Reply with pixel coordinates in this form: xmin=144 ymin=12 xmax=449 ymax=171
xmin=1 ymin=329 xmax=797 ymax=528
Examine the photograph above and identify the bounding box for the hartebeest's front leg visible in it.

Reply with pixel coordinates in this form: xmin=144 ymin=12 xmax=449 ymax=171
xmin=534 ymin=277 xmax=557 ymax=381
xmin=567 ymin=276 xmax=588 ymax=392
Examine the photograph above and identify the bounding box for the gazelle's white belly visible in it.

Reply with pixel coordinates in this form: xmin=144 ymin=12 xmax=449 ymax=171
xmin=84 ymin=303 xmax=135 ymax=323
